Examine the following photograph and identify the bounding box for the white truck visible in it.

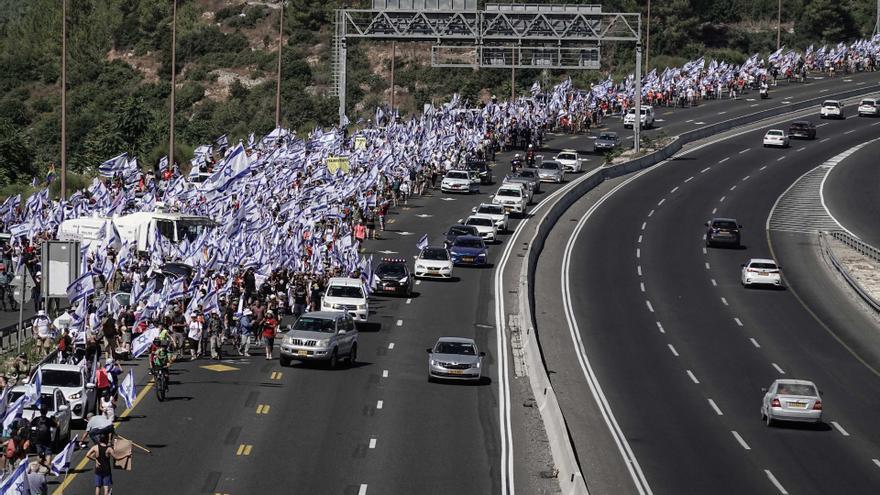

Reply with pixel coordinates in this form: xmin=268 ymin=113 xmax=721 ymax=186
xmin=58 ymin=211 xmax=214 ymax=252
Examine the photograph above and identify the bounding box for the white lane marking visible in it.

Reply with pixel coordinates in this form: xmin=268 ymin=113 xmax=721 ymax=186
xmin=684 ymin=176 xmax=694 ymax=183
xmin=641 ymin=221 xmax=647 ymax=230
xmin=376 ymin=400 xmax=384 ymax=409
xmin=720 ymin=195 xmax=726 ymax=202
xmin=686 ymin=370 xmax=700 ymax=384
xmin=742 ymin=175 xmax=750 ymax=181
xmin=686 ymin=119 xmax=694 ymax=123
xmin=816 ymin=122 xmax=829 ymax=127
xmin=760 ymin=165 xmax=768 ymax=171
xmin=646 ymin=300 xmax=654 ymax=312
xmin=820 ymin=88 xmax=829 ymax=92
xmin=640 ymin=282 xmax=646 ymax=293
xmin=739 ymin=148 xmax=750 ymax=154
xmin=670 ymin=186 xmax=679 ymax=193
xmin=369 ymin=438 xmax=377 ymax=449
xmin=734 ymin=317 xmax=743 ymax=327
xmin=731 ymin=431 xmax=751 ymax=450
xmin=701 ymin=167 xmax=711 ymax=173
xmin=718 ymin=111 xmax=728 ymax=115
xmin=831 ymin=421 xmax=850 ymax=436
xmin=637 ymin=265 xmax=642 ymax=276
xmin=718 ymin=158 xmax=730 ymax=164
xmin=820 ymin=137 xmax=830 ymax=143
xmin=705 ymin=262 xmax=711 ymax=270
xmin=638 ymin=235 xmax=643 ymax=243
xmin=406 ymin=298 xmax=412 ymax=304
xmin=667 ymin=344 xmax=679 ymax=357
xmin=636 ymin=248 xmax=641 ymax=258
xmin=873 ymin=121 xmax=880 ymax=126
xmin=730 ymin=185 xmax=737 ymax=191
xmin=415 ymin=279 xmax=421 ymax=285
xmin=694 ymin=121 xmax=707 ymax=125
xmin=796 ymin=146 xmax=806 ymax=151
xmin=873 ymin=458 xmax=880 ymax=468
xmin=382 ymin=370 xmax=389 ymax=378
xmin=777 ymin=156 xmax=786 ymax=161
xmin=648 ymin=209 xmax=655 ymax=217
xmin=844 ymin=129 xmax=856 ymax=135
xmin=359 ymin=484 xmax=369 ymax=495
xmin=711 ymin=279 xmax=717 ymax=287
xmin=751 ymin=103 xmax=759 ymax=107
xmin=708 ymin=399 xmax=724 ymax=415
xmin=750 ymin=338 xmax=761 ymax=348
xmin=396 ymin=319 xmax=403 ymax=326
xmin=702 ymin=247 xmax=707 ymax=254
xmin=721 ymin=297 xmax=728 ymax=306
xmin=656 ymin=322 xmax=665 ymax=334
xmin=772 ymin=363 xmax=785 ymax=374
xmin=711 ymin=207 xmax=717 ymax=214
xmin=765 ymin=470 xmax=789 ymax=494
xmin=388 ymin=342 xmax=395 ymax=350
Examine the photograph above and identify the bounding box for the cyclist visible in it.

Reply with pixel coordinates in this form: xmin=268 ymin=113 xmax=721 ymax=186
xmin=149 ymin=338 xmax=172 ymax=388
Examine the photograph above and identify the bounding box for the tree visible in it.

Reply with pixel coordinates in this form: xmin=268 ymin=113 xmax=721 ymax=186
xmin=0 ymin=119 xmax=36 ymax=185
xmin=797 ymin=0 xmax=858 ymax=44
xmin=115 ymin=95 xmax=151 ymax=156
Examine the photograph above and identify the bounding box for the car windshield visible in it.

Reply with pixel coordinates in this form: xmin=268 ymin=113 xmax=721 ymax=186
xmin=421 ymin=248 xmax=449 ymax=261
xmin=446 ymin=171 xmax=468 ymax=179
xmin=497 ymin=189 xmax=519 ymax=197
xmin=776 ymin=383 xmax=817 ymax=396
xmin=557 ymin=153 xmax=576 ymax=160
xmin=41 ymin=370 xmax=82 ymax=388
xmin=377 ymin=264 xmax=407 ymax=277
xmin=447 ymin=226 xmax=475 ymax=236
xmin=454 ymin=238 xmax=484 ymax=249
xmin=519 ymin=170 xmax=537 ymax=178
xmin=293 ymin=316 xmax=336 ymax=333
xmin=435 ymin=342 xmax=477 ymax=355
xmin=540 ymin=162 xmax=559 ymax=170
xmin=791 ymin=122 xmax=810 ymax=129
xmin=823 ymin=101 xmax=839 ymax=107
xmin=767 ymin=131 xmax=783 ymax=136
xmin=712 ymin=221 xmax=738 ymax=229
xmin=862 ymin=99 xmax=876 ymax=105
xmin=750 ymin=262 xmax=777 ymax=270
xmin=599 ymin=133 xmax=617 ymax=140
xmin=326 ymin=285 xmax=364 ymax=299
xmin=8 ymin=392 xmax=55 ymax=411
xmin=466 ymin=217 xmax=494 ymax=227
xmin=477 ymin=205 xmax=504 ymax=215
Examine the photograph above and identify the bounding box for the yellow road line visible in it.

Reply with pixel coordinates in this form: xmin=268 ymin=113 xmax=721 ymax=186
xmin=270 ymin=371 xmax=282 ymax=380
xmin=236 ymin=444 xmax=253 ymax=456
xmin=52 ymin=380 xmax=154 ymax=495
xmin=256 ymin=404 xmax=270 ymax=414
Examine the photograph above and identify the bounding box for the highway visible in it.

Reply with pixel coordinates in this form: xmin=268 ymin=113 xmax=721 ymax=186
xmin=535 ymin=83 xmax=880 ymax=494
xmin=51 ymin=71 xmax=880 ymax=495
xmin=823 ymin=137 xmax=880 ymax=247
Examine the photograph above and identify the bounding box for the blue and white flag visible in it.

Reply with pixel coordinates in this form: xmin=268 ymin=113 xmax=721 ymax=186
xmin=51 ymin=439 xmax=78 ymax=476
xmin=66 ymin=272 xmax=95 ymax=305
xmin=2 ymin=395 xmax=25 ymax=432
xmin=0 ymin=459 xmax=29 ymax=494
xmin=98 ymin=152 xmax=129 ymax=177
xmin=203 ymin=143 xmax=251 ymax=192
xmin=215 ymin=134 xmax=229 ymax=149
xmin=132 ymin=327 xmax=159 ymax=358
xmin=120 ymin=370 xmax=136 ymax=409
xmin=416 ymin=233 xmax=428 ymax=251
xmin=28 ymin=369 xmax=42 ymax=409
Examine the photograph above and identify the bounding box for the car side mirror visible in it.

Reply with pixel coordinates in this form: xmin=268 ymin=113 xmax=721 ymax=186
xmin=471 ymin=207 xmax=477 ymax=213
xmin=58 ymin=404 xmax=70 ymax=412
xmin=479 ymin=351 xmax=486 ymax=357
xmin=86 ymin=383 xmax=96 ymax=390
xmin=741 ymin=263 xmax=746 ymax=267
xmin=426 ymin=348 xmax=433 ymax=354
xmin=337 ymin=329 xmax=346 ymax=335
xmin=704 ymin=222 xmax=709 ymax=227
xmin=738 ymin=224 xmax=743 ymax=228
xmin=761 ymin=387 xmax=768 ymax=393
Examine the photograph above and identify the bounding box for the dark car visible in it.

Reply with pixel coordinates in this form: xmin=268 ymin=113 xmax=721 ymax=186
xmin=705 ymin=218 xmax=742 ymax=248
xmin=444 ymin=225 xmax=480 ymax=247
xmin=466 ymin=157 xmax=493 ymax=185
xmin=449 ymin=235 xmax=489 ymax=266
xmin=153 ymin=262 xmax=194 ymax=289
xmin=594 ymin=132 xmax=620 ymax=153
xmin=371 ymin=258 xmax=414 ymax=296
xmin=788 ymin=121 xmax=816 ymax=140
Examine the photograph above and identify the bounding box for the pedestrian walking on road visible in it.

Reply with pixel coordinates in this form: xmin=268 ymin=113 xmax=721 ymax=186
xmin=238 ymin=309 xmax=253 ymax=356
xmin=86 ymin=433 xmax=115 ymax=495
xmin=262 ymin=310 xmax=278 ymax=360
xmin=188 ymin=312 xmax=204 ymax=360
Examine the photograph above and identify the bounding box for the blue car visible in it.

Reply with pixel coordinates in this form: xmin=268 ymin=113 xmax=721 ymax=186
xmin=449 ymin=235 xmax=488 ymax=266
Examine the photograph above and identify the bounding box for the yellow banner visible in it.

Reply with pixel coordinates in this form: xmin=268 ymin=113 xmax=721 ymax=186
xmin=354 ymin=136 xmax=367 ymax=150
xmin=327 ymin=156 xmax=350 ymax=174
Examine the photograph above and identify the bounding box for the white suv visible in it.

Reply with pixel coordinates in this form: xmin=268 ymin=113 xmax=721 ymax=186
xmin=624 ymin=106 xmax=655 ymax=129
xmin=858 ymin=98 xmax=878 ymax=117
xmin=820 ymin=100 xmax=844 ymax=119
xmin=492 ymin=184 xmax=528 ymax=216
xmin=321 ymin=277 xmax=369 ymax=322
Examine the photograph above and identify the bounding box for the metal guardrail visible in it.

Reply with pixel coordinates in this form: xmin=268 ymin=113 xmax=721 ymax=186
xmin=820 ymin=231 xmax=880 ymax=312
xmin=0 ymin=315 xmax=37 ymax=356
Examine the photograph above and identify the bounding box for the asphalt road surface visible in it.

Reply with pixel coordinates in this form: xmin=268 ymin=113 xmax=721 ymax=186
xmin=50 ymin=71 xmax=880 ymax=495
xmin=536 ymin=81 xmax=880 ymax=494
xmin=823 ymin=136 xmax=880 ymax=247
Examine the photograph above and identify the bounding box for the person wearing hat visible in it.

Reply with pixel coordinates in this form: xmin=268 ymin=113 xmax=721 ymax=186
xmin=31 ymin=310 xmax=54 ymax=357
xmin=238 ymin=308 xmax=254 ymax=356
xmin=261 ymin=310 xmax=278 ymax=360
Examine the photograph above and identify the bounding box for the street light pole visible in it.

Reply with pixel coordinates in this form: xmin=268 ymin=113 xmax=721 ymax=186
xmin=776 ymin=0 xmax=782 ymax=51
xmin=634 ymin=43 xmax=642 ymax=154
xmin=275 ymin=0 xmax=284 ymax=128
xmin=390 ymin=41 xmax=396 ymax=110
xmin=60 ymin=0 xmax=67 ymax=200
xmin=874 ymin=0 xmax=880 ymax=36
xmin=168 ymin=0 xmax=177 ymax=171
xmin=645 ymin=0 xmax=651 ymax=73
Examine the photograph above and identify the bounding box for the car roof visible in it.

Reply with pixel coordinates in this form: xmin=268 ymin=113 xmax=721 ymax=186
xmin=448 ymin=224 xmax=477 ymax=232
xmin=454 ymin=235 xmax=484 ymax=242
xmin=297 ymin=311 xmax=348 ymax=320
xmin=39 ymin=364 xmax=83 ymax=372
xmin=421 ymin=245 xmax=448 ymax=251
xmin=560 ymin=148 xmax=576 ymax=153
xmin=790 ymin=120 xmax=812 ymax=125
xmin=710 ymin=217 xmax=738 ymax=223
xmin=822 ymin=100 xmax=840 ymax=104
xmin=766 ymin=129 xmax=784 ymax=133
xmin=327 ymin=277 xmax=363 ymax=286
xmin=468 ymin=214 xmax=495 ymax=220
xmin=477 ymin=203 xmax=503 ymax=209
xmin=748 ymin=258 xmax=776 ymax=264
xmin=435 ymin=336 xmax=477 ymax=345
xmin=599 ymin=132 xmax=618 ymax=137
xmin=773 ymin=379 xmax=817 ymax=387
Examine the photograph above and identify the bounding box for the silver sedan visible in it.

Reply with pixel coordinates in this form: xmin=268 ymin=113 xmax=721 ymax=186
xmin=761 ymin=379 xmax=823 ymax=426
xmin=427 ymin=337 xmax=485 ymax=382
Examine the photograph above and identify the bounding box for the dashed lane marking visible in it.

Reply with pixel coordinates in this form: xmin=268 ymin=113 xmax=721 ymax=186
xmin=760 ymin=165 xmax=767 ymax=170
xmin=721 ymin=297 xmax=728 ymax=306
xmin=388 ymin=342 xmax=395 ymax=350
xmin=670 ymin=186 xmax=679 ymax=193
xmin=796 ymin=147 xmax=806 ymax=151
xmin=708 ymin=399 xmax=723 ymax=416
xmin=256 ymin=404 xmax=270 ymax=414
xmin=844 ymin=129 xmax=856 ymax=135
xmin=705 ymin=262 xmax=711 ymax=270
xmin=731 ymin=431 xmax=751 ymax=450
xmin=369 ymin=438 xmax=377 ymax=449
xmin=684 ymin=176 xmax=694 ymax=183
xmin=702 ymin=247 xmax=707 ymax=254
xmin=359 ymin=484 xmax=369 ymax=495
xmin=739 ymin=148 xmax=750 ymax=154
xmin=637 ymin=265 xmax=642 ymax=276
xmin=396 ymin=319 xmax=403 ymax=326
xmin=742 ymin=175 xmax=750 ymax=181
xmin=718 ymin=158 xmax=730 ymax=164
xmin=873 ymin=458 xmax=880 ymax=469
xmin=656 ymin=322 xmax=665 ymax=334
xmin=640 ymin=282 xmax=645 ymax=293
xmin=734 ymin=317 xmax=743 ymax=327
xmin=236 ymin=444 xmax=253 ymax=456
xmin=711 ymin=279 xmax=717 ymax=286
xmin=701 ymin=167 xmax=711 ymax=173
xmin=406 ymin=298 xmax=411 ymax=304
xmin=765 ymin=470 xmax=789 ymax=494
xmin=730 ymin=185 xmax=737 ymax=191
xmin=772 ymin=363 xmax=786 ymax=374
xmin=720 ymin=196 xmax=726 ymax=202
xmin=686 ymin=370 xmax=700 ymax=384
xmin=777 ymin=156 xmax=786 ymax=161
xmin=646 ymin=300 xmax=654 ymax=313
xmin=648 ymin=209 xmax=655 ymax=217
xmin=636 ymin=248 xmax=641 ymax=258
xmin=377 ymin=400 xmax=384 ymax=409
xmin=667 ymin=344 xmax=679 ymax=357
xmin=711 ymin=207 xmax=717 ymax=214
xmin=831 ymin=421 xmax=850 ymax=436
xmin=382 ymin=370 xmax=389 ymax=378
xmin=750 ymin=338 xmax=761 ymax=348
xmin=820 ymin=137 xmax=830 ymax=143
xmin=638 ymin=235 xmax=642 ymax=243
xmin=641 ymin=222 xmax=647 ymax=230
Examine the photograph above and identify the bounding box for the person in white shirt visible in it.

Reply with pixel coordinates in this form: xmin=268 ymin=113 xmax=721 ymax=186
xmin=100 ymin=391 xmax=116 ymax=422
xmin=187 ymin=313 xmax=204 ymax=360
xmin=31 ymin=310 xmax=54 ymax=357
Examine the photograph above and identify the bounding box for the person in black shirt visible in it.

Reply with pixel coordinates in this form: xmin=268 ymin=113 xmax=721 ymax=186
xmin=86 ymin=433 xmax=115 ymax=495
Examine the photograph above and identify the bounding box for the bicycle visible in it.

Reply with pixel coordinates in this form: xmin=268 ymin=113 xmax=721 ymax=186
xmin=153 ymin=366 xmax=169 ymax=402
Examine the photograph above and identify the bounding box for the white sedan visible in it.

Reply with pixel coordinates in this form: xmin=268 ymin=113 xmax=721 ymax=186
xmin=741 ymin=258 xmax=783 ymax=288
xmin=464 ymin=214 xmax=498 ymax=243
xmin=762 ymin=129 xmax=789 ymax=148
xmin=761 ymin=379 xmax=823 ymax=426
xmin=441 ymin=170 xmax=479 ymax=194
xmin=471 ymin=203 xmax=509 ymax=233
xmin=414 ymin=246 xmax=454 ymax=279
xmin=554 ymin=149 xmax=583 ymax=173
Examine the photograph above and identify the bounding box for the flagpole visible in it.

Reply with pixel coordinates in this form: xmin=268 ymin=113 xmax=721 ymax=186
xmin=776 ymin=0 xmax=782 ymax=51
xmin=168 ymin=0 xmax=178 ymax=172
xmin=390 ymin=41 xmax=396 ymax=111
xmin=275 ymin=0 xmax=284 ymax=128
xmin=60 ymin=0 xmax=67 ymax=201
xmin=645 ymin=0 xmax=651 ymax=73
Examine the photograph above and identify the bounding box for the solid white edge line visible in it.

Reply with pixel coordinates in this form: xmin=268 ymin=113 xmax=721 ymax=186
xmin=817 ymin=137 xmax=880 ymax=238
xmin=772 ymin=363 xmax=785 ymax=374
xmin=686 ymin=370 xmax=699 ymax=384
xmin=764 ymin=469 xmax=789 ymax=494
xmin=707 ymin=399 xmax=723 ymax=415
xmin=830 ymin=421 xmax=850 ymax=436
xmin=731 ymin=430 xmax=751 ymax=450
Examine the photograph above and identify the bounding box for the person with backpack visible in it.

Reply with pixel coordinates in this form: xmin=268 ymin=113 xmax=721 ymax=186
xmin=31 ymin=405 xmax=57 ymax=461
xmin=86 ymin=433 xmax=115 ymax=495
xmin=4 ymin=429 xmax=30 ymax=471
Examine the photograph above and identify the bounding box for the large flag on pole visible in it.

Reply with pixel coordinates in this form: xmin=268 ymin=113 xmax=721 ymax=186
xmin=51 ymin=439 xmax=78 ymax=475
xmin=120 ymin=369 xmax=136 ymax=409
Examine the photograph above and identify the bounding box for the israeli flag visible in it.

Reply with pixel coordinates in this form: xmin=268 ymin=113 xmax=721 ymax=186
xmin=203 ymin=143 xmax=251 ymax=192
xmin=0 ymin=460 xmax=29 ymax=494
xmin=416 ymin=233 xmax=428 ymax=251
xmin=28 ymin=369 xmax=42 ymax=409
xmin=51 ymin=439 xmax=78 ymax=475
xmin=2 ymin=395 xmax=25 ymax=432
xmin=66 ymin=272 xmax=95 ymax=305
xmin=120 ymin=370 xmax=136 ymax=409
xmin=132 ymin=327 xmax=160 ymax=358
xmin=98 ymin=152 xmax=129 ymax=177
xmin=215 ymin=134 xmax=229 ymax=149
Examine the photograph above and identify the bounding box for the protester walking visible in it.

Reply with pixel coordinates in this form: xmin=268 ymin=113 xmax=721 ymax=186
xmin=86 ymin=433 xmax=115 ymax=495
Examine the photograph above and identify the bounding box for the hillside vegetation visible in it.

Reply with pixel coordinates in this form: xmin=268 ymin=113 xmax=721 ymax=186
xmin=0 ymin=0 xmax=875 ymax=193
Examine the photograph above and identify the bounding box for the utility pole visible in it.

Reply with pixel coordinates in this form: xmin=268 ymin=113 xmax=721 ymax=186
xmin=275 ymin=0 xmax=284 ymax=128
xmin=390 ymin=41 xmax=396 ymax=110
xmin=168 ymin=0 xmax=177 ymax=171
xmin=634 ymin=43 xmax=642 ymax=154
xmin=511 ymin=65 xmax=515 ymax=100
xmin=645 ymin=0 xmax=651 ymax=73
xmin=776 ymin=0 xmax=782 ymax=51
xmin=874 ymin=0 xmax=880 ymax=36
xmin=60 ymin=0 xmax=67 ymax=200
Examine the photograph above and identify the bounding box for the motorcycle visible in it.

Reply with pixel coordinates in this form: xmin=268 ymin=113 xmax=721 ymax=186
xmin=759 ymin=86 xmax=769 ymax=99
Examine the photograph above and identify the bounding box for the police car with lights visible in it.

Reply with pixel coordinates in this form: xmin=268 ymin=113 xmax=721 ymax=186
xmin=371 ymin=258 xmax=414 ymax=296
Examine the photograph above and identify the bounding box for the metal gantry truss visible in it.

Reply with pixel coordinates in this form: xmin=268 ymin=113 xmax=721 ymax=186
xmin=332 ymin=2 xmax=640 ymax=123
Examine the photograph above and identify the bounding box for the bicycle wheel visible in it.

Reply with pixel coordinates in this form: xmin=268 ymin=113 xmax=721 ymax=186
xmin=156 ymin=374 xmax=166 ymax=402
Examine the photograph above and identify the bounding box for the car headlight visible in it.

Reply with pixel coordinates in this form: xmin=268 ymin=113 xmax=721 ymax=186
xmin=284 ymin=336 xmax=294 ymax=345
xmin=317 ymin=339 xmax=330 ymax=347
xmin=398 ymin=276 xmax=409 ymax=283
xmin=69 ymin=391 xmax=82 ymax=400
xmin=478 ymin=253 xmax=487 ymax=258
xmin=357 ymin=304 xmax=367 ymax=310
xmin=475 ymin=361 xmax=481 ymax=369
xmin=430 ymin=359 xmax=437 ymax=366
xmin=331 ymin=303 xmax=345 ymax=310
